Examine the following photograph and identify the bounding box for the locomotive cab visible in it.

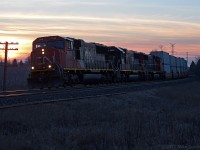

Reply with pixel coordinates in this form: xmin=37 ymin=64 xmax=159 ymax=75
xmin=32 ymin=37 xmax=65 ymax=66
xmin=29 ymin=36 xmax=70 ymax=84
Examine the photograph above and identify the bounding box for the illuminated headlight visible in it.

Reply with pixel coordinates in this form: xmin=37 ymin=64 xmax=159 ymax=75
xmin=42 ymin=48 xmax=45 ymax=54
xmin=31 ymin=66 xmax=35 ymax=70
xmin=48 ymin=65 xmax=52 ymax=68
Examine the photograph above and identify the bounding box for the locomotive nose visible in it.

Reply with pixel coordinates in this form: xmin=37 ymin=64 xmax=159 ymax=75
xmin=31 ymin=47 xmax=54 ymax=70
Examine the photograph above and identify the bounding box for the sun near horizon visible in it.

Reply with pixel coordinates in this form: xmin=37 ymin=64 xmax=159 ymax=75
xmin=0 ymin=36 xmax=31 ymax=61
xmin=0 ymin=34 xmax=199 ymax=65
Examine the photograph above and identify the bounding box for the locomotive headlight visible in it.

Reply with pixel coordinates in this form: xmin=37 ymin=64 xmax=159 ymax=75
xmin=42 ymin=49 xmax=45 ymax=54
xmin=48 ymin=65 xmax=52 ymax=68
xmin=31 ymin=66 xmax=35 ymax=70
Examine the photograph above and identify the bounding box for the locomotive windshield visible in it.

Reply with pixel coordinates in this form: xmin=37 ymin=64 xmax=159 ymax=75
xmin=34 ymin=40 xmax=65 ymax=49
xmin=35 ymin=42 xmax=46 ymax=48
xmin=47 ymin=41 xmax=64 ymax=49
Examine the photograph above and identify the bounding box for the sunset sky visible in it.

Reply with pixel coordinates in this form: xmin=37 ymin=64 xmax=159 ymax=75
xmin=0 ymin=0 xmax=200 ymax=64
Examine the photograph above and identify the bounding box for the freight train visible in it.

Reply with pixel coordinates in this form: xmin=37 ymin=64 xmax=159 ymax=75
xmin=28 ymin=36 xmax=188 ymax=87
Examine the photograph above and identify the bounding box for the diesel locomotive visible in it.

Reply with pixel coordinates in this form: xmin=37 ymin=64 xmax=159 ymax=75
xmin=28 ymin=36 xmax=188 ymax=87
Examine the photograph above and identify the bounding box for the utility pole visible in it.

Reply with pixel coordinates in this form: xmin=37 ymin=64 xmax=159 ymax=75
xmin=186 ymin=52 xmax=189 ymax=67
xmin=170 ymin=43 xmax=176 ymax=56
xmin=0 ymin=42 xmax=18 ymax=91
xmin=159 ymin=45 xmax=164 ymax=51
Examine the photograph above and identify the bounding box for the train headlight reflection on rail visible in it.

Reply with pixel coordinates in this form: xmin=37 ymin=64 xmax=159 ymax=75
xmin=31 ymin=66 xmax=35 ymax=70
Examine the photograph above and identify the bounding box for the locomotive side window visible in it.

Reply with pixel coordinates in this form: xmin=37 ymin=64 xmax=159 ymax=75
xmin=66 ymin=41 xmax=73 ymax=49
xmin=35 ymin=42 xmax=46 ymax=48
xmin=47 ymin=41 xmax=64 ymax=49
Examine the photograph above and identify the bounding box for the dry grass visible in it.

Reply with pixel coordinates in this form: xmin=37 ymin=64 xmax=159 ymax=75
xmin=0 ymin=80 xmax=200 ymax=149
xmin=0 ymin=66 xmax=29 ymax=91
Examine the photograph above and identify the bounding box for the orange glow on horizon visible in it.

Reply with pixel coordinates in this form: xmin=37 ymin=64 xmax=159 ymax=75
xmin=0 ymin=35 xmax=199 ymax=63
xmin=0 ymin=36 xmax=31 ymax=61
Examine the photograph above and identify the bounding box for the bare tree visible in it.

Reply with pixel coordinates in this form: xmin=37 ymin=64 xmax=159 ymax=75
xmin=12 ymin=59 xmax=18 ymax=67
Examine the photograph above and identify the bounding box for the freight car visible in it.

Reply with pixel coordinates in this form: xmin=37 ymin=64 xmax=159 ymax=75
xmin=28 ymin=36 xmax=188 ymax=87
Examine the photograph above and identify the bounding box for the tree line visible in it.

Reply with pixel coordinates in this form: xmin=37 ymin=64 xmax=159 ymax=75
xmin=190 ymin=58 xmax=200 ymax=77
xmin=0 ymin=58 xmax=29 ymax=67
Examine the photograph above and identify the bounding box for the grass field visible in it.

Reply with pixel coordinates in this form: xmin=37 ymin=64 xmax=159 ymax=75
xmin=0 ymin=66 xmax=30 ymax=91
xmin=0 ymin=79 xmax=200 ymax=149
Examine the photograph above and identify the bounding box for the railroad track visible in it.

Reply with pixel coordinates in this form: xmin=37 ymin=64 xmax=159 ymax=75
xmin=0 ymin=77 xmax=194 ymax=109
xmin=0 ymin=80 xmax=158 ymax=98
